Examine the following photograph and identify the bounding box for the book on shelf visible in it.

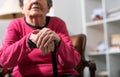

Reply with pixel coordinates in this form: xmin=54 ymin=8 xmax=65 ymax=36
xmin=107 ymin=7 xmax=120 ymax=18
xmin=91 ymin=8 xmax=103 ymax=21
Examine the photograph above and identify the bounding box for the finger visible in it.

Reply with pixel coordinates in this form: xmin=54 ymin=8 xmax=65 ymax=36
xmin=48 ymin=41 xmax=54 ymax=52
xmin=32 ymin=29 xmax=40 ymax=34
xmin=43 ymin=47 xmax=47 ymax=55
xmin=40 ymin=34 xmax=49 ymax=48
xmin=36 ymin=28 xmax=52 ymax=48
xmin=36 ymin=29 xmax=46 ymax=48
xmin=51 ymin=41 xmax=55 ymax=52
xmin=47 ymin=43 xmax=52 ymax=52
xmin=40 ymin=47 xmax=45 ymax=55
xmin=44 ymin=34 xmax=54 ymax=48
xmin=44 ymin=42 xmax=54 ymax=55
xmin=39 ymin=29 xmax=52 ymax=48
xmin=47 ymin=44 xmax=51 ymax=52
xmin=30 ymin=29 xmax=40 ymax=44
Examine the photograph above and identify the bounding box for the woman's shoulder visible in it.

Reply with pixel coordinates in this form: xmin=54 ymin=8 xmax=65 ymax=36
xmin=8 ymin=17 xmax=25 ymax=27
xmin=10 ymin=17 xmax=24 ymax=23
xmin=7 ymin=17 xmax=25 ymax=30
xmin=50 ymin=16 xmax=65 ymax=23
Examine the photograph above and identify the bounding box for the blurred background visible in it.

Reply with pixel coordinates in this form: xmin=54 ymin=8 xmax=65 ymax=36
xmin=1 ymin=0 xmax=120 ymax=77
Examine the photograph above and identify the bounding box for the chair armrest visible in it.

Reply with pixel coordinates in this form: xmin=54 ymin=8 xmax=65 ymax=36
xmin=85 ymin=60 xmax=96 ymax=70
xmin=84 ymin=60 xmax=96 ymax=77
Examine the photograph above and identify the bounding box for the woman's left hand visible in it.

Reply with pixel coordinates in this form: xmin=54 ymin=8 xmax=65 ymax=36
xmin=29 ymin=28 xmax=61 ymax=55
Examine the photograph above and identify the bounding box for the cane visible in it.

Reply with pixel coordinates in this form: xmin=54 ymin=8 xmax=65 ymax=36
xmin=51 ymin=40 xmax=58 ymax=77
xmin=29 ymin=38 xmax=58 ymax=77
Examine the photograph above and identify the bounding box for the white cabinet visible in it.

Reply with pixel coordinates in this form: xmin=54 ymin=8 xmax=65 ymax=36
xmin=81 ymin=0 xmax=120 ymax=77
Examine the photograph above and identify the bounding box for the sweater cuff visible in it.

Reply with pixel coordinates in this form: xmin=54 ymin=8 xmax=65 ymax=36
xmin=28 ymin=39 xmax=37 ymax=48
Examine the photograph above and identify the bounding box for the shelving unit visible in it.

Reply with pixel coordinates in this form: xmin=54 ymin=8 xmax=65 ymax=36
xmin=81 ymin=0 xmax=120 ymax=77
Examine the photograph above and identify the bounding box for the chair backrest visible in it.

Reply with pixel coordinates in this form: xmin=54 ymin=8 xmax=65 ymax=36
xmin=70 ymin=34 xmax=87 ymax=77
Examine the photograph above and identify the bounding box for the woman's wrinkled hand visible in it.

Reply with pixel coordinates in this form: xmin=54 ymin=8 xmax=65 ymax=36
xmin=29 ymin=28 xmax=61 ymax=55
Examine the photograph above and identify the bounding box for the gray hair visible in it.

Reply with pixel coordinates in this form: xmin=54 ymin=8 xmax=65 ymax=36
xmin=19 ymin=0 xmax=52 ymax=8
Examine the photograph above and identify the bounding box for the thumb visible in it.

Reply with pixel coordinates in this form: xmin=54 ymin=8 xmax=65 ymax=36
xmin=32 ymin=29 xmax=40 ymax=34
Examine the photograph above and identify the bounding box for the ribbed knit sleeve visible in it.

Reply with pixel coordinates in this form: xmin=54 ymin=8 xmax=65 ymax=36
xmin=50 ymin=17 xmax=81 ymax=69
xmin=0 ymin=19 xmax=32 ymax=68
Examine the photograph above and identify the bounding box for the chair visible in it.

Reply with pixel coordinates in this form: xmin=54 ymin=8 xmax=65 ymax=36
xmin=70 ymin=34 xmax=96 ymax=77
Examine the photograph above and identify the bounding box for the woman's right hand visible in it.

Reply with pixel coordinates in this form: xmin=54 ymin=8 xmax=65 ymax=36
xmin=29 ymin=29 xmax=56 ymax=55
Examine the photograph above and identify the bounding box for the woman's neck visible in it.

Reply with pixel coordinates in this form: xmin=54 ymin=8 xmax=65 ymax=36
xmin=26 ymin=16 xmax=46 ymax=27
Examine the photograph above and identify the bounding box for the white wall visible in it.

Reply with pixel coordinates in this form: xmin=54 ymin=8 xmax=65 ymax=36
xmin=0 ymin=0 xmax=8 ymax=45
xmin=0 ymin=20 xmax=10 ymax=46
xmin=53 ymin=0 xmax=83 ymax=35
xmin=0 ymin=0 xmax=5 ymax=7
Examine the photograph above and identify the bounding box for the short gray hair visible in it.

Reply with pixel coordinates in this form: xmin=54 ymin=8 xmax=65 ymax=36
xmin=19 ymin=0 xmax=52 ymax=8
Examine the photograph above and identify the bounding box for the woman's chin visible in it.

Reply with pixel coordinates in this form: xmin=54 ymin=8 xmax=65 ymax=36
xmin=30 ymin=13 xmax=43 ymax=17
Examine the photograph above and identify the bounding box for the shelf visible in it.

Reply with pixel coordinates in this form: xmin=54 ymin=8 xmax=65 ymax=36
xmin=82 ymin=0 xmax=120 ymax=76
xmin=88 ymin=50 xmax=120 ymax=55
xmin=107 ymin=16 xmax=120 ymax=23
xmin=85 ymin=0 xmax=103 ymax=22
xmin=87 ymin=51 xmax=106 ymax=56
xmin=109 ymin=50 xmax=120 ymax=55
xmin=86 ymin=20 xmax=104 ymax=26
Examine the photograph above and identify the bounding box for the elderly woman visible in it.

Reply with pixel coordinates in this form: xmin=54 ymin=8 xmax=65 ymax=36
xmin=0 ymin=0 xmax=80 ymax=77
